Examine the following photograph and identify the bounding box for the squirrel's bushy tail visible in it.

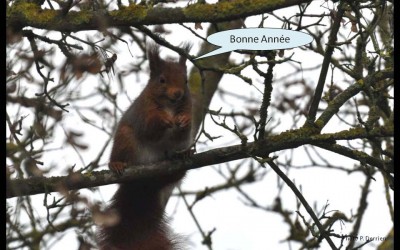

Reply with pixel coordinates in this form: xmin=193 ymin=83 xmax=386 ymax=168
xmin=97 ymin=181 xmax=179 ymax=250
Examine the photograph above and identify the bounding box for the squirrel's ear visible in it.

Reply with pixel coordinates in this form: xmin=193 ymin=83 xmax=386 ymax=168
xmin=148 ymin=44 xmax=162 ymax=75
xmin=179 ymin=43 xmax=192 ymax=66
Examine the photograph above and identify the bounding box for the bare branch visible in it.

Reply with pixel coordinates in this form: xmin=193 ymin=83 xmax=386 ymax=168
xmin=7 ymin=0 xmax=312 ymax=32
xmin=7 ymin=124 xmax=392 ymax=198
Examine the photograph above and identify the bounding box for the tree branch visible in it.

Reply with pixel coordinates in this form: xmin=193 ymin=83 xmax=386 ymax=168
xmin=306 ymin=1 xmax=345 ymax=123
xmin=7 ymin=0 xmax=311 ymax=32
xmin=267 ymin=160 xmax=338 ymax=250
xmin=7 ymin=125 xmax=392 ymax=198
xmin=314 ymin=69 xmax=393 ymax=130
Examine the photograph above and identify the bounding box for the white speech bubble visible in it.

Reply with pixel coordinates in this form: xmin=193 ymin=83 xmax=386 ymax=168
xmin=195 ymin=28 xmax=314 ymax=60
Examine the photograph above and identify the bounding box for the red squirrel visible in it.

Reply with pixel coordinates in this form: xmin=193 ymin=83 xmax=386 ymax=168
xmin=97 ymin=44 xmax=192 ymax=250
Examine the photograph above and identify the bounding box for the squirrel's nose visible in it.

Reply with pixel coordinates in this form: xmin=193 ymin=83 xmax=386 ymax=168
xmin=171 ymin=89 xmax=184 ymax=101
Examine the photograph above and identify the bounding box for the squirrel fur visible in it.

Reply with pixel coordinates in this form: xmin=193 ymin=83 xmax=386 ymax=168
xmin=97 ymin=44 xmax=192 ymax=250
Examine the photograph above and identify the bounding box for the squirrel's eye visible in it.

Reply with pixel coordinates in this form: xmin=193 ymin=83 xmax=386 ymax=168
xmin=159 ymin=75 xmax=166 ymax=84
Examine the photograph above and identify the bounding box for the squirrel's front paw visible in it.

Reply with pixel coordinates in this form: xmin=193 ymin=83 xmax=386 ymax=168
xmin=109 ymin=161 xmax=127 ymax=175
xmin=175 ymin=115 xmax=191 ymax=129
xmin=160 ymin=116 xmax=174 ymax=128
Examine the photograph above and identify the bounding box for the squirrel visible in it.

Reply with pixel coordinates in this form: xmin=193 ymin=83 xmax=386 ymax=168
xmin=97 ymin=44 xmax=192 ymax=250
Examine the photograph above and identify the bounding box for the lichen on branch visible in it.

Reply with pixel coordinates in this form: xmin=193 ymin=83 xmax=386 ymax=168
xmin=7 ymin=0 xmax=310 ymax=32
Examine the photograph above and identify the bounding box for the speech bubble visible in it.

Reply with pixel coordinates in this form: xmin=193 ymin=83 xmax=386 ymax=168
xmin=195 ymin=28 xmax=314 ymax=60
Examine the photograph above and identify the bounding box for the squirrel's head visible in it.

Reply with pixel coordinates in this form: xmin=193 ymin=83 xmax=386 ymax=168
xmin=147 ymin=44 xmax=191 ymax=105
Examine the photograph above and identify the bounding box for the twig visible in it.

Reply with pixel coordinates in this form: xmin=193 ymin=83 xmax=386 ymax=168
xmin=178 ymin=187 xmax=214 ymax=250
xmin=266 ymin=160 xmax=338 ymax=250
xmin=306 ymin=1 xmax=345 ymax=124
xmin=6 ymin=125 xmax=393 ymax=198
